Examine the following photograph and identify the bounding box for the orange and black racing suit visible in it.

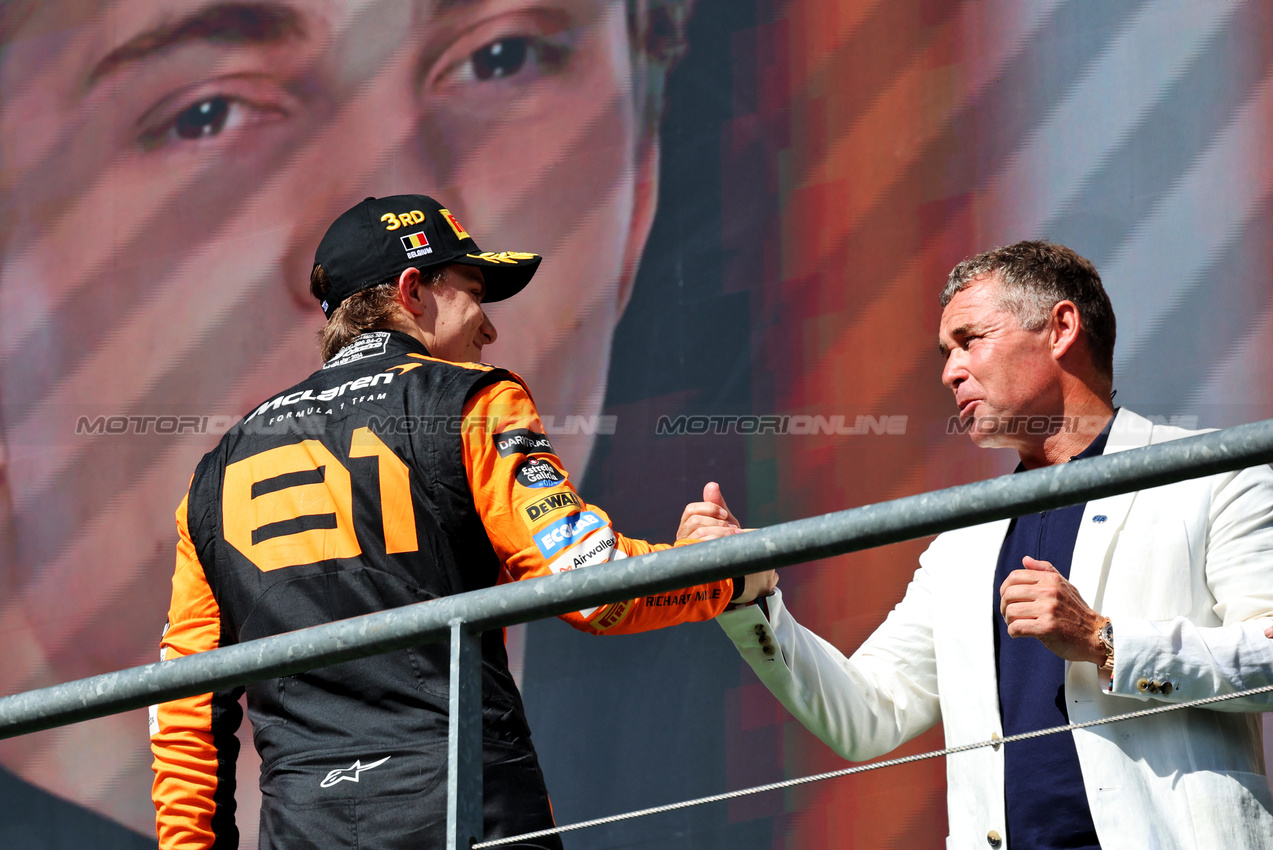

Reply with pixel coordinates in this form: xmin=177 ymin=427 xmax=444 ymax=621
xmin=149 ymin=330 xmax=733 ymax=850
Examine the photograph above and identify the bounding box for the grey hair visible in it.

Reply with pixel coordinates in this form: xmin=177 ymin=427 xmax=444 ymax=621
xmin=942 ymin=241 xmax=1116 ymax=379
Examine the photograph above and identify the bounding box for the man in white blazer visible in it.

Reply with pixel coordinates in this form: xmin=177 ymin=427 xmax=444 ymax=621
xmin=718 ymin=241 xmax=1273 ymax=849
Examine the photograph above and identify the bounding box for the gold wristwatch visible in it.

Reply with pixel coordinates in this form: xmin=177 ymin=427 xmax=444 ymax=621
xmin=1096 ymin=618 xmax=1115 ymax=673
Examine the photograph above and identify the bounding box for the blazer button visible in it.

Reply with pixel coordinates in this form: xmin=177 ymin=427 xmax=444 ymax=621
xmin=754 ymin=624 xmax=766 ymax=636
xmin=1161 ymin=682 xmax=1173 ymax=695
xmin=987 ymin=830 xmax=1003 ymax=847
xmin=762 ymin=645 xmax=776 ymax=656
xmin=1136 ymin=678 xmax=1151 ymax=692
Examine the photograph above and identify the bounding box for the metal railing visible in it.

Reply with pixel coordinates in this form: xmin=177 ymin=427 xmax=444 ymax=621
xmin=2 ymin=418 xmax=1273 ymax=847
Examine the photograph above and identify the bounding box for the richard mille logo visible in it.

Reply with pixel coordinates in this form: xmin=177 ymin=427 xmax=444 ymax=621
xmin=320 ymin=756 xmax=391 ymax=788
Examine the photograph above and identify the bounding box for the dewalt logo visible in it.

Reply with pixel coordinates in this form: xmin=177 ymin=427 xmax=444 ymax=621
xmin=524 ymin=491 xmax=581 ymax=524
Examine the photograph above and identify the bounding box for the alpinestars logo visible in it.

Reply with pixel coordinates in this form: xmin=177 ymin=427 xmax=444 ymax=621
xmin=320 ymin=756 xmax=391 ymax=788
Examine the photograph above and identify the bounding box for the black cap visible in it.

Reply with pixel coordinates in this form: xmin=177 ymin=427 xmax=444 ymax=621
xmin=313 ymin=194 xmax=542 ymax=319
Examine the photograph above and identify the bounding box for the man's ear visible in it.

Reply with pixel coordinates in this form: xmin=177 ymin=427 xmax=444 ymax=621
xmin=1050 ymin=300 xmax=1082 ymax=360
xmin=397 ymin=267 xmax=427 ymax=317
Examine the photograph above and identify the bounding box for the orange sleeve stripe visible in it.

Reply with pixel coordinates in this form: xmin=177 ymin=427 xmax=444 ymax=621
xmin=461 ymin=381 xmax=732 ymax=634
xmin=151 ymin=493 xmax=228 ymax=850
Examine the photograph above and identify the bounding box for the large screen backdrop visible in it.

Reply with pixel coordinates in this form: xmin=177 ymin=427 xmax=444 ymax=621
xmin=0 ymin=1 xmax=1270 ymax=848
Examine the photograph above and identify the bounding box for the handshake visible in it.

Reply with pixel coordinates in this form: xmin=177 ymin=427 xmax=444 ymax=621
xmin=673 ymin=481 xmax=780 ymax=606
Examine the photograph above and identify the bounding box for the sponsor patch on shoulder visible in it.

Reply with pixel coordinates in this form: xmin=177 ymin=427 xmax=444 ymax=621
xmin=495 ymin=429 xmax=555 ymax=458
xmin=523 ymin=490 xmax=581 ymax=525
xmin=534 ymin=512 xmax=605 ymax=560
xmin=515 ymin=458 xmax=565 ymax=489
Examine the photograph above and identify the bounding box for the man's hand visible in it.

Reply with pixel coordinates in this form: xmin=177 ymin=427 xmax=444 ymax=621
xmin=673 ymin=483 xmax=776 ymax=603
xmin=1000 ymin=556 xmax=1106 ymax=665
xmin=686 ymin=525 xmax=738 ymax=542
xmin=677 ymin=482 xmax=741 ymax=540
xmin=734 ymin=569 xmax=779 ymax=605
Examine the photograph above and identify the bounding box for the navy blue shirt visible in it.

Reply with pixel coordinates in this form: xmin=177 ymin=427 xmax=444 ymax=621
xmin=994 ymin=421 xmax=1112 ymax=850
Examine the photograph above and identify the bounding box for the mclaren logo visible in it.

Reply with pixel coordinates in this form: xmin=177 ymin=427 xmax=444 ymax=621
xmin=247 ymin=370 xmax=399 ymax=421
xmin=320 ymin=756 xmax=391 ymax=788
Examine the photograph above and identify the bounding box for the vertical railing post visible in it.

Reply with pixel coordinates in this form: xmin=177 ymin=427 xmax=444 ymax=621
xmin=446 ymin=618 xmax=483 ymax=850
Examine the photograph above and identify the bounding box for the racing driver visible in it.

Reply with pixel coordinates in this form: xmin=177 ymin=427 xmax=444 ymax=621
xmin=149 ymin=194 xmax=773 ymax=849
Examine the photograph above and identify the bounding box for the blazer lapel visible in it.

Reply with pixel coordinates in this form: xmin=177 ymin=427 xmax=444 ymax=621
xmin=1069 ymin=409 xmax=1152 ymax=609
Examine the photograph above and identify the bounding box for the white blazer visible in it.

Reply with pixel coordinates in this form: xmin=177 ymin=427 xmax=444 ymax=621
xmin=719 ymin=409 xmax=1273 ymax=849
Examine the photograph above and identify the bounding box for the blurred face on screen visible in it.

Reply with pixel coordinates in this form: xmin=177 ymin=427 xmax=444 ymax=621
xmin=0 ymin=0 xmax=676 ymax=833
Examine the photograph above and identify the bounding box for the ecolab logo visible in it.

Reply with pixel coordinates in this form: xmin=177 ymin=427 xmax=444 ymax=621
xmin=534 ymin=511 xmax=604 ymax=560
